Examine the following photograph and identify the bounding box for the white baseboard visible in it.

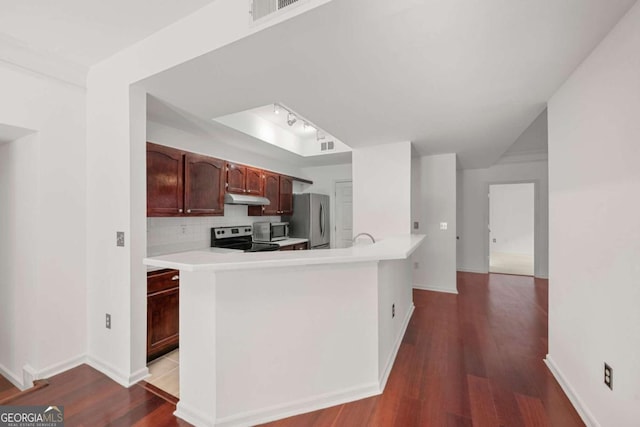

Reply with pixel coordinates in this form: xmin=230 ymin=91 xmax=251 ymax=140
xmin=33 ymin=354 xmax=86 ymax=383
xmin=0 ymin=362 xmax=25 ymax=390
xmin=213 ymin=382 xmax=381 ymax=427
xmin=379 ymin=303 xmax=414 ymax=390
xmin=544 ymin=355 xmax=599 ymax=427
xmin=0 ymin=355 xmax=87 ymax=391
xmin=456 ymin=268 xmax=488 ymax=274
xmin=413 ymin=283 xmax=459 ymax=294
xmin=86 ymin=355 xmax=147 ymax=388
xmin=175 ymin=402 xmax=215 ymax=427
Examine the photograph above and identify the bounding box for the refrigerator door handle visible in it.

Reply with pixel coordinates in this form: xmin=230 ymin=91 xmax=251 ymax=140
xmin=319 ymin=203 xmax=324 ymax=236
xmin=322 ymin=203 xmax=327 ymax=238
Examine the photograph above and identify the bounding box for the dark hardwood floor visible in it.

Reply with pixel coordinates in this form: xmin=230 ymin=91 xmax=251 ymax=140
xmin=7 ymin=365 xmax=190 ymax=426
xmin=0 ymin=373 xmax=21 ymax=402
xmin=260 ymin=273 xmax=584 ymax=427
xmin=6 ymin=272 xmax=583 ymax=427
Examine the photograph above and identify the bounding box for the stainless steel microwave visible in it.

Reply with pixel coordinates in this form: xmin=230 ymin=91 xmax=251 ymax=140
xmin=253 ymin=222 xmax=289 ymax=242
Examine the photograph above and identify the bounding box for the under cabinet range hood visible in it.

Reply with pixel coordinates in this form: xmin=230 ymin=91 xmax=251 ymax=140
xmin=224 ymin=193 xmax=271 ymax=206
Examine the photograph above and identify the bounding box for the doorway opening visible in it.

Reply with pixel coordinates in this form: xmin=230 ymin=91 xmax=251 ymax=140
xmin=489 ymin=183 xmax=535 ymax=276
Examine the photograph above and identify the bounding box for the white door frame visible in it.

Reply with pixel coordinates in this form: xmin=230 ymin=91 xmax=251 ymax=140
xmin=485 ymin=180 xmax=539 ymax=276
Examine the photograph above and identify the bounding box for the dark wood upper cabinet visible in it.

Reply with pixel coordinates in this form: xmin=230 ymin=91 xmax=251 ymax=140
xmin=249 ymin=173 xmax=294 ymax=216
xmin=147 ymin=143 xmax=310 ymax=217
xmin=262 ymin=171 xmax=281 ymax=215
xmin=184 ymin=153 xmax=225 ymax=215
xmin=245 ymin=167 xmax=264 ymax=195
xmin=147 ymin=143 xmax=184 ymax=216
xmin=226 ymin=162 xmax=264 ymax=196
xmin=226 ymin=162 xmax=246 ymax=194
xmin=279 ymin=176 xmax=293 ymax=215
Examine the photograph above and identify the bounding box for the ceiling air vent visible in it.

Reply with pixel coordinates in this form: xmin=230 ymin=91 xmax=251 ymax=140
xmin=251 ymin=0 xmax=301 ymax=22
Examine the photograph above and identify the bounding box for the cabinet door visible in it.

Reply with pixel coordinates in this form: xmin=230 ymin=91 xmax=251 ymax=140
xmin=226 ymin=162 xmax=246 ymax=194
xmin=184 ymin=153 xmax=225 ymax=215
xmin=279 ymin=176 xmax=294 ymax=215
xmin=147 ymin=287 xmax=179 ymax=361
xmin=147 ymin=143 xmax=184 ymax=216
xmin=245 ymin=167 xmax=264 ymax=195
xmin=262 ymin=172 xmax=281 ymax=215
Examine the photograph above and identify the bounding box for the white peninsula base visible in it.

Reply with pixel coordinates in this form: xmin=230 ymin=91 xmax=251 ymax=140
xmin=145 ymin=235 xmax=424 ymax=426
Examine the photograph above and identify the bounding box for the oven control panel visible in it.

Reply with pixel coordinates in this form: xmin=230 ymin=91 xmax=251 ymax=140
xmin=212 ymin=226 xmax=253 ymax=239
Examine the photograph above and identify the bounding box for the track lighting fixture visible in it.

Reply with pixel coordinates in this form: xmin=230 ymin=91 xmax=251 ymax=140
xmin=274 ymin=104 xmax=280 ymax=114
xmin=287 ymin=112 xmax=297 ymax=126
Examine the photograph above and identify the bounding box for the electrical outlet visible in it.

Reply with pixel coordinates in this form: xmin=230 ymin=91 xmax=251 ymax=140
xmin=414 ymin=262 xmax=419 ymax=269
xmin=116 ymin=231 xmax=125 ymax=247
xmin=105 ymin=313 xmax=111 ymax=329
xmin=392 ymin=304 xmax=395 ymax=318
xmin=440 ymin=222 xmax=448 ymax=230
xmin=413 ymin=221 xmax=419 ymax=230
xmin=493 ymin=238 xmax=497 ymax=243
xmin=604 ymin=363 xmax=613 ymax=390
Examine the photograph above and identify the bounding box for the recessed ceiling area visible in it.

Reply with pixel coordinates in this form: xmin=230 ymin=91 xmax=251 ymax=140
xmin=140 ymin=0 xmax=636 ymax=169
xmin=214 ymin=103 xmax=351 ymax=158
xmin=147 ymin=95 xmax=352 ymax=168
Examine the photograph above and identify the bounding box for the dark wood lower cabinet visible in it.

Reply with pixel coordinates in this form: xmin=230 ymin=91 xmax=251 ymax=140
xmin=279 ymin=242 xmax=308 ymax=251
xmin=147 ymin=269 xmax=179 ymax=362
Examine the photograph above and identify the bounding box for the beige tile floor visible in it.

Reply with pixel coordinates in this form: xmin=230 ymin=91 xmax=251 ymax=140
xmin=147 ymin=349 xmax=179 ymax=398
xmin=490 ymin=252 xmax=534 ymax=276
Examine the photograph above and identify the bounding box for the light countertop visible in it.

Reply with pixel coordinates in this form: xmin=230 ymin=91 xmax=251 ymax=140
xmin=144 ymin=234 xmax=425 ymax=272
xmin=273 ymin=238 xmax=309 ymax=247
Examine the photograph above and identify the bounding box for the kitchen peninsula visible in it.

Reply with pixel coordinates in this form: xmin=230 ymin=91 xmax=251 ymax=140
xmin=144 ymin=234 xmax=425 ymax=427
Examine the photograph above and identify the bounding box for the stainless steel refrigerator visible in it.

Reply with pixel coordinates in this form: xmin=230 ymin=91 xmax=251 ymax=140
xmin=284 ymin=193 xmax=330 ymax=249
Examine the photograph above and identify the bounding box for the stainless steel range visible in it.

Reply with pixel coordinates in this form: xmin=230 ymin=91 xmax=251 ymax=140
xmin=211 ymin=225 xmax=280 ymax=252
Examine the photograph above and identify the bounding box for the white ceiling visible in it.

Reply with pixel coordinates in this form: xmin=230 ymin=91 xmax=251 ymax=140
xmin=141 ymin=0 xmax=637 ymax=168
xmin=0 ymin=0 xmax=635 ymax=167
xmin=0 ymin=0 xmax=216 ymax=66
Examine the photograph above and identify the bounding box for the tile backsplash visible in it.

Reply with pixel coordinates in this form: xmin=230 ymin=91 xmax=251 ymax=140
xmin=147 ymin=204 xmax=281 ymax=256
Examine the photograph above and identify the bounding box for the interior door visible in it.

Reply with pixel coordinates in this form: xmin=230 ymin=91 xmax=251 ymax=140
xmin=334 ymin=181 xmax=353 ymax=248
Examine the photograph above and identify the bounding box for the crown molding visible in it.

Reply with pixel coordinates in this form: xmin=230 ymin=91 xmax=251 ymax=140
xmin=0 ymin=34 xmax=87 ymax=88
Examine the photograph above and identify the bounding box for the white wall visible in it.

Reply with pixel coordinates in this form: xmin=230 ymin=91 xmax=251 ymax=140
xmin=297 ymin=163 xmax=352 ymax=248
xmin=352 ymin=141 xmax=411 ymax=240
xmin=85 ymin=0 xmax=333 ymax=382
xmin=457 ymin=160 xmax=549 ymax=278
xmin=547 ymin=2 xmax=640 ymax=426
xmin=0 ymin=65 xmax=86 ymax=388
xmin=377 ymin=259 xmax=413 ymax=385
xmin=411 ymin=154 xmax=457 ymax=293
xmin=489 ymin=183 xmax=534 ymax=255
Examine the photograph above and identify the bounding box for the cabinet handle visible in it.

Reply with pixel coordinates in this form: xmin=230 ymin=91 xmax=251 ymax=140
xmin=178 ymin=209 xmax=183 ymax=213
xmin=171 ymin=275 xmax=179 ymax=281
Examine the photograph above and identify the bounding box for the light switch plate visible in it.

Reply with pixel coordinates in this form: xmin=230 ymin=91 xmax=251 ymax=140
xmin=116 ymin=231 xmax=125 ymax=247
